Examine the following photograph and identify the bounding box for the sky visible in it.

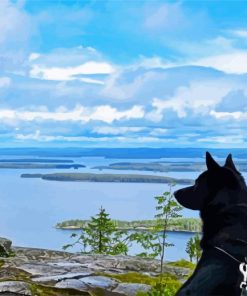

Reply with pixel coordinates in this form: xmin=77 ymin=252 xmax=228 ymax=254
xmin=1 ymin=0 xmax=247 ymax=148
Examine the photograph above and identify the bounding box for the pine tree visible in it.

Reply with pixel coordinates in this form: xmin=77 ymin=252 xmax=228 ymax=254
xmin=86 ymin=206 xmax=116 ymax=254
xmin=63 ymin=206 xmax=128 ymax=255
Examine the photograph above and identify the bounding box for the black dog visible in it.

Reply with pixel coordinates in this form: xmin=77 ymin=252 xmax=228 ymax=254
xmin=174 ymin=152 xmax=247 ymax=296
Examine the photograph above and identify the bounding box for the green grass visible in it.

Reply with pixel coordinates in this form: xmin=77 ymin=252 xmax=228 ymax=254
xmin=167 ymin=259 xmax=196 ymax=269
xmin=97 ymin=271 xmax=182 ymax=296
xmin=29 ymin=283 xmax=91 ymax=296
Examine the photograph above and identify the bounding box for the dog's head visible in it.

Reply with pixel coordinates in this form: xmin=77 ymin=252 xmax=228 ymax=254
xmin=174 ymin=152 xmax=246 ymax=211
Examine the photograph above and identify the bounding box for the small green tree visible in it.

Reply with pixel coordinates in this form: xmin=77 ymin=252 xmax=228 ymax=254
xmin=186 ymin=237 xmax=194 ymax=262
xmin=186 ymin=233 xmax=202 ymax=263
xmin=130 ymin=183 xmax=183 ymax=295
xmin=154 ymin=183 xmax=183 ymax=274
xmin=63 ymin=206 xmax=128 ymax=255
xmin=129 ymin=183 xmax=183 ymax=275
xmin=133 ymin=184 xmax=182 ymax=270
xmin=194 ymin=233 xmax=202 ymax=263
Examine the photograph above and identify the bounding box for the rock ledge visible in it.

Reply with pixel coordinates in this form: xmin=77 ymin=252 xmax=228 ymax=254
xmin=0 ymin=246 xmax=190 ymax=295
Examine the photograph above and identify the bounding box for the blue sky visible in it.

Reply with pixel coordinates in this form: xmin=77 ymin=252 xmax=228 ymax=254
xmin=1 ymin=0 xmax=247 ymax=148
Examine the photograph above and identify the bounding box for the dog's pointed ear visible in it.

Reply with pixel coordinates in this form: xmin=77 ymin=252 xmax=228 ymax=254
xmin=206 ymin=151 xmax=220 ymax=171
xmin=224 ymin=153 xmax=238 ymax=172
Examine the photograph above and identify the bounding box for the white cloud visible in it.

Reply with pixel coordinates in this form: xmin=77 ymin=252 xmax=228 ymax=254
xmin=28 ymin=53 xmax=41 ymax=61
xmin=0 ymin=104 xmax=145 ymax=124
xmin=0 ymin=0 xmax=31 ymax=47
xmin=171 ymin=36 xmax=234 ymax=59
xmin=133 ymin=56 xmax=173 ymax=70
xmin=197 ymin=135 xmax=245 ymax=144
xmin=90 ymin=105 xmax=145 ymax=123
xmin=92 ymin=126 xmax=145 ymax=135
xmin=192 ymin=51 xmax=247 ymax=74
xmin=30 ymin=61 xmax=115 ymax=82
xmin=15 ymin=131 xmax=112 ymax=142
xmin=92 ymin=126 xmax=168 ymax=137
xmin=27 ymin=47 xmax=115 ymax=84
xmin=136 ymin=37 xmax=247 ymax=75
xmin=101 ymin=70 xmax=157 ymax=100
xmin=139 ymin=50 xmax=247 ymax=75
xmin=149 ymin=128 xmax=168 ymax=136
xmin=15 ymin=132 xmax=175 ymax=145
xmin=146 ymin=81 xmax=234 ymax=121
xmin=231 ymin=29 xmax=247 ymax=38
xmin=210 ymin=110 xmax=246 ymax=120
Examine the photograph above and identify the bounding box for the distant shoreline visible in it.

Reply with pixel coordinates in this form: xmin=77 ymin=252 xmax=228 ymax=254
xmin=57 ymin=226 xmax=201 ymax=234
xmin=93 ymin=161 xmax=247 ymax=172
xmin=56 ymin=218 xmax=202 ymax=233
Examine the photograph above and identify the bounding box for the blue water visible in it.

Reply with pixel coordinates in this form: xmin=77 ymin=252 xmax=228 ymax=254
xmin=0 ymin=156 xmax=243 ymax=261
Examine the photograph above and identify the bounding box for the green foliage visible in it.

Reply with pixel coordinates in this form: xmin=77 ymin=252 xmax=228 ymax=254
xmin=0 ymin=244 xmax=15 ymax=258
xmin=147 ymin=283 xmax=179 ymax=296
xmin=63 ymin=206 xmax=129 ymax=255
xmin=100 ymin=271 xmax=181 ymax=296
xmin=152 ymin=183 xmax=183 ymax=273
xmin=167 ymin=259 xmax=196 ymax=269
xmin=186 ymin=233 xmax=202 ymax=263
xmin=133 ymin=184 xmax=183 ymax=262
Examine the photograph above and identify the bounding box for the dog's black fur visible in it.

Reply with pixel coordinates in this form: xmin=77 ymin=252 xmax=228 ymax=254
xmin=174 ymin=152 xmax=247 ymax=296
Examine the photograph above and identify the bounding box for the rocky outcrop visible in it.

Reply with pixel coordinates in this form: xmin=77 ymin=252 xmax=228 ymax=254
xmin=0 ymin=246 xmax=190 ymax=295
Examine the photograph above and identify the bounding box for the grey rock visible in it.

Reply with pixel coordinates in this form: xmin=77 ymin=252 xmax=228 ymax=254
xmin=79 ymin=276 xmax=119 ymax=289
xmin=55 ymin=279 xmax=88 ymax=291
xmin=113 ymin=283 xmax=151 ymax=296
xmin=47 ymin=261 xmax=83 ymax=267
xmin=0 ymin=247 xmax=190 ymax=295
xmin=32 ymin=272 xmax=93 ymax=283
xmin=18 ymin=262 xmax=66 ymax=276
xmin=55 ymin=276 xmax=119 ymax=292
xmin=0 ymin=281 xmax=31 ymax=295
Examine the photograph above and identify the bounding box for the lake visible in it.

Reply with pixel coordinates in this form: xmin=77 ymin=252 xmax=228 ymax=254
xmin=0 ymin=155 xmax=242 ymax=261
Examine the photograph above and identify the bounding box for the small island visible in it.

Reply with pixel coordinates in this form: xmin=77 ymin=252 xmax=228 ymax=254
xmin=56 ymin=217 xmax=202 ymax=233
xmin=21 ymin=172 xmax=194 ymax=184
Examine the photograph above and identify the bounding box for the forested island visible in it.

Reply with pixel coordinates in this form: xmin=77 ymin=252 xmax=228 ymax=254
xmin=94 ymin=161 xmax=247 ymax=172
xmin=21 ymin=172 xmax=194 ymax=184
xmin=0 ymin=158 xmax=85 ymax=169
xmin=0 ymin=163 xmax=85 ymax=169
xmin=0 ymin=159 xmax=73 ymax=163
xmin=93 ymin=162 xmax=204 ymax=172
xmin=56 ymin=217 xmax=202 ymax=233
